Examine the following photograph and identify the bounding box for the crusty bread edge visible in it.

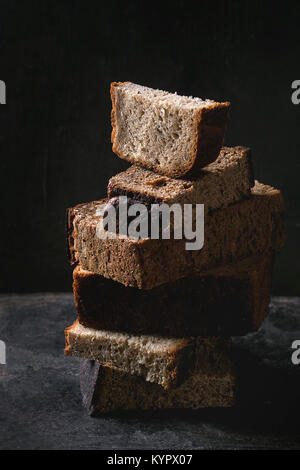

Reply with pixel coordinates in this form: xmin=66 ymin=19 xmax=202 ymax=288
xmin=65 ymin=207 xmax=78 ymax=267
xmin=64 ymin=320 xmax=76 ymax=356
xmin=185 ymin=102 xmax=231 ymax=178
xmin=110 ymin=81 xmax=128 ymax=147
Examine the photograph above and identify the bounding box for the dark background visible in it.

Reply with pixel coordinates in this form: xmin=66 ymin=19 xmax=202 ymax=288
xmin=0 ymin=0 xmax=299 ymax=294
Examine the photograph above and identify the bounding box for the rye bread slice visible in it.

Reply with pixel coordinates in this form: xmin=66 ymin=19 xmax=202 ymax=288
xmin=80 ymin=347 xmax=236 ymax=414
xmin=110 ymin=81 xmax=230 ymax=178
xmin=73 ymin=253 xmax=274 ymax=337
xmin=107 ymin=146 xmax=254 ymax=213
xmin=66 ymin=181 xmax=285 ymax=289
xmin=65 ymin=321 xmax=196 ymax=389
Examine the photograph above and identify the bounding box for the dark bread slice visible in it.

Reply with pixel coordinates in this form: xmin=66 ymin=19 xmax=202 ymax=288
xmin=74 ymin=253 xmax=274 ymax=337
xmin=110 ymin=82 xmax=230 ymax=178
xmin=107 ymin=146 xmax=254 ymax=213
xmin=66 ymin=182 xmax=285 ymax=289
xmin=65 ymin=320 xmax=196 ymax=389
xmin=80 ymin=353 xmax=236 ymax=414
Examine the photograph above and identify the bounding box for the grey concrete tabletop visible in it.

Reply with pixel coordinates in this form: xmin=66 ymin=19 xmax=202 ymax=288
xmin=0 ymin=294 xmax=300 ymax=450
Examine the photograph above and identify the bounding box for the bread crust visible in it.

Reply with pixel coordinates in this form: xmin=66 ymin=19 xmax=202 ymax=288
xmin=65 ymin=207 xmax=78 ymax=267
xmin=185 ymin=104 xmax=230 ymax=177
xmin=110 ymin=81 xmax=230 ymax=178
xmin=73 ymin=253 xmax=274 ymax=337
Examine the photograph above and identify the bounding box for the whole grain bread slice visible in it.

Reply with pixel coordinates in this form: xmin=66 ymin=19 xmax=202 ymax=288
xmin=74 ymin=253 xmax=274 ymax=337
xmin=111 ymin=82 xmax=230 ymax=178
xmin=65 ymin=324 xmax=231 ymax=390
xmin=80 ymin=359 xmax=236 ymax=415
xmin=107 ymin=146 xmax=254 ymax=212
xmin=65 ymin=321 xmax=195 ymax=389
xmin=66 ymin=181 xmax=285 ymax=289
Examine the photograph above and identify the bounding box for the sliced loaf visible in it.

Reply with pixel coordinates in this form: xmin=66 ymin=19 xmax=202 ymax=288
xmin=110 ymin=82 xmax=230 ymax=178
xmin=107 ymin=146 xmax=254 ymax=212
xmin=74 ymin=253 xmax=273 ymax=337
xmin=66 ymin=182 xmax=285 ymax=289
xmin=65 ymin=321 xmax=195 ymax=389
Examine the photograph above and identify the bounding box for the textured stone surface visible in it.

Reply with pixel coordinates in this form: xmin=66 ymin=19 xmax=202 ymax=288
xmin=0 ymin=294 xmax=299 ymax=450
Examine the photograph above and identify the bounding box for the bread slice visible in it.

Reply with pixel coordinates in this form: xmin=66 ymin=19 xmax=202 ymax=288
xmin=74 ymin=253 xmax=273 ymax=337
xmin=110 ymin=82 xmax=230 ymax=178
xmin=108 ymin=146 xmax=254 ymax=212
xmin=65 ymin=321 xmax=195 ymax=389
xmin=66 ymin=182 xmax=285 ymax=290
xmin=80 ymin=359 xmax=236 ymax=414
xmin=65 ymin=325 xmax=232 ymax=389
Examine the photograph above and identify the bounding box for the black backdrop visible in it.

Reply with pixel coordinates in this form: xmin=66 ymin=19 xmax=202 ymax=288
xmin=0 ymin=0 xmax=299 ymax=294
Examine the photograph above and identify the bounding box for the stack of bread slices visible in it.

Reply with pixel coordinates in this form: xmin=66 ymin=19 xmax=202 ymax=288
xmin=65 ymin=82 xmax=285 ymax=415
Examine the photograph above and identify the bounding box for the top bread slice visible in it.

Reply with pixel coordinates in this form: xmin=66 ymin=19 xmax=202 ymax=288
xmin=107 ymin=146 xmax=254 ymax=212
xmin=110 ymin=82 xmax=230 ymax=178
xmin=66 ymin=182 xmax=285 ymax=290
